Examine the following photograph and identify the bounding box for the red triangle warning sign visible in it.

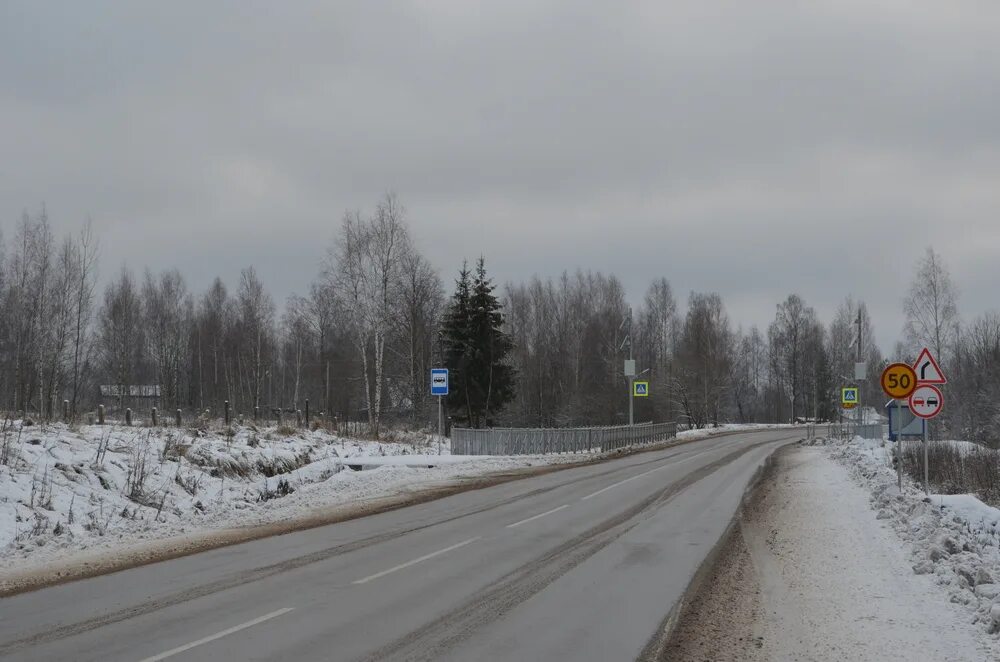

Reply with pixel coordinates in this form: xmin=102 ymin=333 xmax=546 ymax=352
xmin=913 ymin=348 xmax=947 ymax=384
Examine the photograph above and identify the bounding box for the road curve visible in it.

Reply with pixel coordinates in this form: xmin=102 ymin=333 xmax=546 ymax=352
xmin=0 ymin=428 xmax=799 ymax=662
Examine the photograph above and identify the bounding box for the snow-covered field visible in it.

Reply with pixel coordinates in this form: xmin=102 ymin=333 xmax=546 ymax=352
xmin=818 ymin=435 xmax=1000 ymax=647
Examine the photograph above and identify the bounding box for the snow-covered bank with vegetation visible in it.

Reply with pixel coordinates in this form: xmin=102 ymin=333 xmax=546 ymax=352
xmin=818 ymin=435 xmax=1000 ymax=644
xmin=0 ymin=421 xmax=578 ymax=576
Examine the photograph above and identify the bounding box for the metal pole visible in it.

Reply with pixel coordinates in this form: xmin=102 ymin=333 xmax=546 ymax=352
xmin=437 ymin=395 xmax=443 ymax=455
xmin=629 ymin=377 xmax=634 ymax=427
xmin=923 ymin=420 xmax=930 ymax=495
xmin=858 ymin=308 xmax=863 ymax=432
xmin=895 ymin=399 xmax=902 ymax=491
xmin=628 ymin=309 xmax=634 ymax=427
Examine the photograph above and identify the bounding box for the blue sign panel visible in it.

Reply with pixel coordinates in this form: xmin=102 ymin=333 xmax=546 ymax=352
xmin=886 ymin=400 xmax=925 ymax=441
xmin=431 ymin=368 xmax=449 ymax=396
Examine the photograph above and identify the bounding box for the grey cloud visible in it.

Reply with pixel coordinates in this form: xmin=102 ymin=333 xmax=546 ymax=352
xmin=2 ymin=1 xmax=1000 ymax=351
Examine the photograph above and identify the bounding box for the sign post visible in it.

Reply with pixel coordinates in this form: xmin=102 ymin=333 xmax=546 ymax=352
xmin=912 ymin=348 xmax=947 ymax=496
xmin=431 ymin=369 xmax=449 ymax=455
xmin=909 ymin=383 xmax=944 ymax=495
xmin=881 ymin=361 xmax=918 ymax=492
xmin=841 ymin=387 xmax=858 ymax=436
xmin=879 ymin=348 xmax=948 ymax=496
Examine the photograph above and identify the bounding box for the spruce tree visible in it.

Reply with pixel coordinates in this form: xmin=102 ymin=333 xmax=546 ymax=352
xmin=442 ymin=258 xmax=515 ymax=428
xmin=442 ymin=262 xmax=472 ymax=421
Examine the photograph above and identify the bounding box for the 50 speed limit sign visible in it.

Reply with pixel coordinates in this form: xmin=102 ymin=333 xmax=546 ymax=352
xmin=881 ymin=362 xmax=918 ymax=399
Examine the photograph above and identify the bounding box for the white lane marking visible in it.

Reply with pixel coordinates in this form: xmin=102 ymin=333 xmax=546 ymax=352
xmin=137 ymin=607 xmax=294 ymax=662
xmin=506 ymin=505 xmax=569 ymax=529
xmin=352 ymin=537 xmax=482 ymax=585
xmin=581 ymin=466 xmax=668 ymax=500
xmin=580 ymin=447 xmax=719 ymax=501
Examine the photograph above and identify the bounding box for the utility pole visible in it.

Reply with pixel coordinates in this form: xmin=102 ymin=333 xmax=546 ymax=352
xmin=621 ymin=309 xmax=636 ymax=427
xmin=857 ymin=307 xmax=863 ymax=434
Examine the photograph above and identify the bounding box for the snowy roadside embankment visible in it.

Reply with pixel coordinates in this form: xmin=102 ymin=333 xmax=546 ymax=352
xmin=0 ymin=421 xmax=595 ymax=578
xmin=819 ymin=435 xmax=1000 ymax=642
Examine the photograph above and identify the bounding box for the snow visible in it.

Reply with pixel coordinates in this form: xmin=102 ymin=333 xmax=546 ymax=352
xmin=931 ymin=495 xmax=1000 ymax=531
xmin=812 ymin=434 xmax=1000 ymax=653
xmin=938 ymin=439 xmax=990 ymax=455
xmin=843 ymin=405 xmax=885 ymax=425
xmin=674 ymin=422 xmax=797 ymax=441
xmin=2 ymin=418 xmax=756 ymax=578
xmin=749 ymin=446 xmax=990 ymax=660
xmin=0 ymin=420 xmax=598 ymax=577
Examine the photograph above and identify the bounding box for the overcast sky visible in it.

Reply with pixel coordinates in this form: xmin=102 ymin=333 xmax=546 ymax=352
xmin=3 ymin=1 xmax=999 ymax=352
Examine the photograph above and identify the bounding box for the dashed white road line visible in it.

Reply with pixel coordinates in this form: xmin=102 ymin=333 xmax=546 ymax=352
xmin=506 ymin=505 xmax=569 ymax=529
xmin=137 ymin=607 xmax=295 ymax=662
xmin=580 ymin=466 xmax=667 ymax=501
xmin=580 ymin=447 xmax=719 ymax=501
xmin=352 ymin=537 xmax=482 ymax=585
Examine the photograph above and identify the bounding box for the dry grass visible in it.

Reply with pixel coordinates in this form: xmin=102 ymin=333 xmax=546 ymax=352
xmin=901 ymin=441 xmax=1000 ymax=505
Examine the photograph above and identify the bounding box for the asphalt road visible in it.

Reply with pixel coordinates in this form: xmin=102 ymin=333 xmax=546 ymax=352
xmin=0 ymin=428 xmax=799 ymax=662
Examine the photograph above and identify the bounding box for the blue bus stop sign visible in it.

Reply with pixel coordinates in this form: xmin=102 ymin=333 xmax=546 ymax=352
xmin=431 ymin=369 xmax=449 ymax=396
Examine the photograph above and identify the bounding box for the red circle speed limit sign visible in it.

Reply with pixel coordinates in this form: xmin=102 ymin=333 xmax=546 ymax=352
xmin=908 ymin=384 xmax=943 ymax=419
xmin=881 ymin=362 xmax=917 ymax=399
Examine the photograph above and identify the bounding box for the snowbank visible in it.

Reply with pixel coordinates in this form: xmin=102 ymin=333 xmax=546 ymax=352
xmin=932 ymin=495 xmax=1000 ymax=533
xmin=0 ymin=421 xmax=589 ymax=575
xmin=817 ymin=434 xmax=1000 ymax=644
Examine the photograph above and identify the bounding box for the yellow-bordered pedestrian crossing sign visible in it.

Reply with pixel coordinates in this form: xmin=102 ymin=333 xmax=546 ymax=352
xmin=842 ymin=387 xmax=859 ymax=405
xmin=633 ymin=381 xmax=649 ymax=397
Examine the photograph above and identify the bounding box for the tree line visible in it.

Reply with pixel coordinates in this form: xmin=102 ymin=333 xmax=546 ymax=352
xmin=899 ymin=248 xmax=1000 ymax=447
xmin=3 ymin=199 xmax=992 ymax=439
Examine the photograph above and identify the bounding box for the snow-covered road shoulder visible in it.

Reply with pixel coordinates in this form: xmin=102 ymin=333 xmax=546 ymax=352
xmin=669 ymin=443 xmax=994 ymax=660
xmin=819 ymin=435 xmax=1000 ymax=653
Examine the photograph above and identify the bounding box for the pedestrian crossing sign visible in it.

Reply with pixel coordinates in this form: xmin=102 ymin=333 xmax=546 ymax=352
xmin=634 ymin=381 xmax=649 ymax=397
xmin=842 ymin=387 xmax=859 ymax=405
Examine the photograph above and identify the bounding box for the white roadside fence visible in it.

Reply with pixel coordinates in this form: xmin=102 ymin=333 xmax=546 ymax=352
xmin=451 ymin=422 xmax=678 ymax=456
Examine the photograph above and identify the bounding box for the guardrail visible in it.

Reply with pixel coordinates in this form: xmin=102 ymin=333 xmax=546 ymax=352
xmin=451 ymin=421 xmax=678 ymax=456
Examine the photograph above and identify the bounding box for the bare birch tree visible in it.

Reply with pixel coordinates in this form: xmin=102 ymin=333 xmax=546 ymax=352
xmin=903 ymin=247 xmax=959 ymax=361
xmin=331 ymin=195 xmax=412 ymax=437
